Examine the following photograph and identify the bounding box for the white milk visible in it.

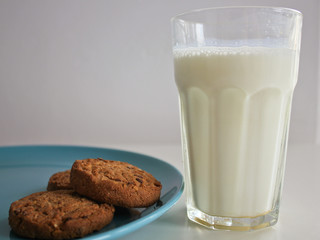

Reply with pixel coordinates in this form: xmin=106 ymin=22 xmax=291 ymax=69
xmin=174 ymin=47 xmax=298 ymax=217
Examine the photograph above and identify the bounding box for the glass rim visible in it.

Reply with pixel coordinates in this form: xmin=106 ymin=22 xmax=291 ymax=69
xmin=171 ymin=6 xmax=303 ymax=22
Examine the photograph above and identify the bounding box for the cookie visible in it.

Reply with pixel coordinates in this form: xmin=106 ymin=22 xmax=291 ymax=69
xmin=47 ymin=170 xmax=72 ymax=191
xmin=9 ymin=190 xmax=115 ymax=239
xmin=70 ymin=158 xmax=162 ymax=208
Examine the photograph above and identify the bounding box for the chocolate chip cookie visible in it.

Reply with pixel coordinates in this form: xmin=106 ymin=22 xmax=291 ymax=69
xmin=9 ymin=190 xmax=115 ymax=239
xmin=47 ymin=170 xmax=72 ymax=191
xmin=70 ymin=158 xmax=162 ymax=208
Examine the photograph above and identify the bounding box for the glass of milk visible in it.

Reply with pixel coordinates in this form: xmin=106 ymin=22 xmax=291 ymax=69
xmin=171 ymin=7 xmax=302 ymax=230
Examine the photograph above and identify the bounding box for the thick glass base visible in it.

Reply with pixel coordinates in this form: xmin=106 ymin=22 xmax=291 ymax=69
xmin=187 ymin=205 xmax=279 ymax=231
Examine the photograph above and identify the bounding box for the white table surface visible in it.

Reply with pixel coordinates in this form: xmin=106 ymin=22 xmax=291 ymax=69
xmin=103 ymin=143 xmax=320 ymax=240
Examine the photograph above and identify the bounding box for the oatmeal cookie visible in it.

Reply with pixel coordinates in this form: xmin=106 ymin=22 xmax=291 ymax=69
xmin=9 ymin=190 xmax=114 ymax=239
xmin=70 ymin=158 xmax=162 ymax=208
xmin=47 ymin=170 xmax=72 ymax=191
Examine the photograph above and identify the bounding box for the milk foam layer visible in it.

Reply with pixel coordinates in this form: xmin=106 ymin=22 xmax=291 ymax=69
xmin=174 ymin=47 xmax=298 ymax=217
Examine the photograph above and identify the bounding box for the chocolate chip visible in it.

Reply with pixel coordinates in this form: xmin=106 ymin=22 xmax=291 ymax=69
xmin=136 ymin=178 xmax=143 ymax=183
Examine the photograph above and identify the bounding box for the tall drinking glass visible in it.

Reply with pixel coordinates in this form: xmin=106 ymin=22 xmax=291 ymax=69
xmin=171 ymin=7 xmax=302 ymax=230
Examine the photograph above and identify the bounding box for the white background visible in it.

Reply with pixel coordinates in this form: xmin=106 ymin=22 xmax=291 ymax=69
xmin=0 ymin=0 xmax=319 ymax=146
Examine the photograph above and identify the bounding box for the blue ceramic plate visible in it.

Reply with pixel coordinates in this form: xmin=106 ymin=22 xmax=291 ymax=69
xmin=0 ymin=145 xmax=184 ymax=240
